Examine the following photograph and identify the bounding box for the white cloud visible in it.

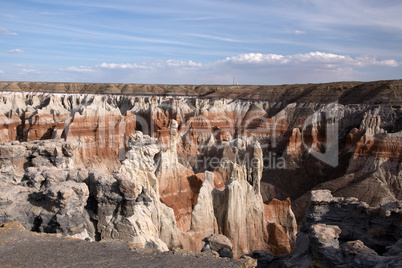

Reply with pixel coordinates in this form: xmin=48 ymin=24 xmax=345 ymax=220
xmin=293 ymin=30 xmax=306 ymax=35
xmin=355 ymin=56 xmax=399 ymax=67
xmin=51 ymin=52 xmax=401 ymax=85
xmin=97 ymin=63 xmax=147 ymax=69
xmin=0 ymin=28 xmax=18 ymax=36
xmin=7 ymin=49 xmax=24 ymax=54
xmin=223 ymin=53 xmax=287 ymax=64
xmin=223 ymin=52 xmax=400 ymax=68
xmin=65 ymin=66 xmax=95 ymax=72
xmin=164 ymin=60 xmax=202 ymax=68
xmin=21 ymin=68 xmax=41 ymax=74
xmin=97 ymin=60 xmax=202 ymax=70
xmin=0 ymin=70 xmax=4 ymax=74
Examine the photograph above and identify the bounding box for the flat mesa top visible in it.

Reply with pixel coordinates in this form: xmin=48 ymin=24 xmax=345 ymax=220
xmin=0 ymin=80 xmax=401 ymax=105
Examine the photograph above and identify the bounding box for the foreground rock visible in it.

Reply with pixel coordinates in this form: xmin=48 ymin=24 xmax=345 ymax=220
xmin=248 ymin=190 xmax=402 ymax=267
xmin=0 ymin=133 xmax=294 ymax=258
xmin=201 ymin=234 xmax=234 ymax=258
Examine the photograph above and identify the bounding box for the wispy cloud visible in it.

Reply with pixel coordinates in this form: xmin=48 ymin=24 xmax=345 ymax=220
xmin=187 ymin=33 xmax=244 ymax=43
xmin=291 ymin=1 xmax=402 ymax=34
xmin=97 ymin=60 xmax=202 ymax=70
xmin=97 ymin=63 xmax=148 ymax=70
xmin=64 ymin=66 xmax=96 ymax=72
xmin=0 ymin=27 xmax=18 ymax=36
xmin=223 ymin=53 xmax=287 ymax=64
xmin=21 ymin=68 xmax=41 ymax=74
xmin=0 ymin=70 xmax=4 ymax=74
xmin=293 ymin=30 xmax=306 ymax=35
xmin=7 ymin=49 xmax=24 ymax=54
xmin=2 ymin=1 xmax=402 ymax=84
xmin=50 ymin=51 xmax=400 ymax=85
xmin=72 ymin=36 xmax=96 ymax=41
xmin=223 ymin=52 xmax=400 ymax=67
xmin=173 ymin=15 xmax=225 ymax=22
xmin=164 ymin=60 xmax=202 ymax=68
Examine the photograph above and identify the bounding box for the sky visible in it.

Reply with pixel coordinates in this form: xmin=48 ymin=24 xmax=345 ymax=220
xmin=1 ymin=0 xmax=402 ymax=85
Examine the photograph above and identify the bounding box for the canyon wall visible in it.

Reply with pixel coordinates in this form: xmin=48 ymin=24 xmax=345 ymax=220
xmin=0 ymin=80 xmax=401 ymax=258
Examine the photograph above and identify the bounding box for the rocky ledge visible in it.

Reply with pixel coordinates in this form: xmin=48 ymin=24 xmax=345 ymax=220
xmin=249 ymin=190 xmax=402 ymax=267
xmin=0 ymin=221 xmax=248 ymax=268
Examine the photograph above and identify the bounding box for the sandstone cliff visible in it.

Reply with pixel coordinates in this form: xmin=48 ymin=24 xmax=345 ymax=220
xmin=0 ymin=80 xmax=401 ymax=259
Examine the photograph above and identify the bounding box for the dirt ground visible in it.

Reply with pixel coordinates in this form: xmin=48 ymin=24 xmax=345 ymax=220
xmin=0 ymin=222 xmax=251 ymax=268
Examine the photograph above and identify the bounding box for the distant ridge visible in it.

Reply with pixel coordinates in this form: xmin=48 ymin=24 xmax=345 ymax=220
xmin=0 ymin=80 xmax=401 ymax=104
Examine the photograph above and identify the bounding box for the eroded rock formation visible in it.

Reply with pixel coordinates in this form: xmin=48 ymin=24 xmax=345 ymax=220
xmin=0 ymin=80 xmax=401 ymax=261
xmin=249 ymin=190 xmax=402 ymax=267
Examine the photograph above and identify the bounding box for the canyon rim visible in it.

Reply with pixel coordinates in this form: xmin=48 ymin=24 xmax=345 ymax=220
xmin=0 ymin=80 xmax=401 ymax=266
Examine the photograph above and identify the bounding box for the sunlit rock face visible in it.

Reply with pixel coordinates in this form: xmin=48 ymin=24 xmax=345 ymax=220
xmin=0 ymin=80 xmax=401 ymax=258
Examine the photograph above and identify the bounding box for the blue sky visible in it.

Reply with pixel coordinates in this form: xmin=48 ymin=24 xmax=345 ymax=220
xmin=1 ymin=0 xmax=402 ymax=85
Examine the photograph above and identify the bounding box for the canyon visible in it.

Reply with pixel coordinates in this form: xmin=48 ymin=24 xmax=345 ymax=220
xmin=0 ymin=80 xmax=401 ymax=265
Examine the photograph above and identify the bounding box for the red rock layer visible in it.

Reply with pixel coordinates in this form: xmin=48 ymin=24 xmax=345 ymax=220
xmin=263 ymin=198 xmax=297 ymax=254
xmin=0 ymin=113 xmax=20 ymax=143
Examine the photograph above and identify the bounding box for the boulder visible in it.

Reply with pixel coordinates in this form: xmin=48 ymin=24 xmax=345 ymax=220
xmin=202 ymin=234 xmax=233 ymax=258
